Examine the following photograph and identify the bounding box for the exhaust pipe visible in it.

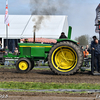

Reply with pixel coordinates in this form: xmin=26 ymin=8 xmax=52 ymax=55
xmin=33 ymin=26 xmax=36 ymax=43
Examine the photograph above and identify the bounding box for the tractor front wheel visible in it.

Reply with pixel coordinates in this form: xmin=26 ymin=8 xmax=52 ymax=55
xmin=48 ymin=41 xmax=83 ymax=75
xmin=30 ymin=61 xmax=34 ymax=71
xmin=16 ymin=58 xmax=31 ymax=73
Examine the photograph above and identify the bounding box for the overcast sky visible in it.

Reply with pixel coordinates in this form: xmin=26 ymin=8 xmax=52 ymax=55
xmin=0 ymin=0 xmax=100 ymax=39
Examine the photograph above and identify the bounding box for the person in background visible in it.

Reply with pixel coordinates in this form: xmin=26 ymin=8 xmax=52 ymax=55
xmin=83 ymin=48 xmax=89 ymax=67
xmin=59 ymin=32 xmax=67 ymax=39
xmin=0 ymin=41 xmax=2 ymax=49
xmin=14 ymin=47 xmax=18 ymax=55
xmin=4 ymin=46 xmax=9 ymax=66
xmin=91 ymin=38 xmax=100 ymax=73
xmin=91 ymin=36 xmax=97 ymax=48
xmin=81 ymin=46 xmax=84 ymax=51
xmin=93 ymin=36 xmax=97 ymax=40
xmin=14 ymin=47 xmax=18 ymax=65
xmin=83 ymin=49 xmax=89 ymax=58
xmin=86 ymin=45 xmax=91 ymax=53
xmin=5 ymin=46 xmax=9 ymax=55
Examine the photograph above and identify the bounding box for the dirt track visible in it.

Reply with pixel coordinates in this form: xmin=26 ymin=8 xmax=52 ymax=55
xmin=0 ymin=91 xmax=99 ymax=100
xmin=0 ymin=68 xmax=100 ymax=83
xmin=0 ymin=68 xmax=100 ymax=100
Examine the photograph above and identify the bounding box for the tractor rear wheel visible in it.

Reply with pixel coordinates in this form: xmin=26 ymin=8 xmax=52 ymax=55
xmin=48 ymin=41 xmax=83 ymax=75
xmin=16 ymin=58 xmax=31 ymax=73
xmin=30 ymin=61 xmax=34 ymax=70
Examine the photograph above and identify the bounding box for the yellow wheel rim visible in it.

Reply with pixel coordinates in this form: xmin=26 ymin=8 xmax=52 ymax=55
xmin=19 ymin=61 xmax=28 ymax=70
xmin=51 ymin=46 xmax=77 ymax=72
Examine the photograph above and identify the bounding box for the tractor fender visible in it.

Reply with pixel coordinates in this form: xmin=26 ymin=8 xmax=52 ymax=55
xmin=56 ymin=39 xmax=79 ymax=45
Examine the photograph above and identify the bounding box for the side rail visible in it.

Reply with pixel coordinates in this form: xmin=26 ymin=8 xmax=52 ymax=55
xmin=91 ymin=49 xmax=94 ymax=74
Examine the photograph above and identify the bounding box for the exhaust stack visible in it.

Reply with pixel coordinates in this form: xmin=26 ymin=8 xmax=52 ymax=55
xmin=33 ymin=26 xmax=36 ymax=43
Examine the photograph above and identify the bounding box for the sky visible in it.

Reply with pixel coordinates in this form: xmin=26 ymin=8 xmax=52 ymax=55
xmin=0 ymin=0 xmax=100 ymax=39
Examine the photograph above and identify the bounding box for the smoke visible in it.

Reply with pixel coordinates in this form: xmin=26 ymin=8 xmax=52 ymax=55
xmin=30 ymin=0 xmax=69 ymax=31
xmin=33 ymin=16 xmax=49 ymax=32
xmin=29 ymin=0 xmax=100 ymax=39
xmin=30 ymin=0 xmax=68 ymax=15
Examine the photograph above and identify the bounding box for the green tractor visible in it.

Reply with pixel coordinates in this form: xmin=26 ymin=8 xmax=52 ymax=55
xmin=1 ymin=26 xmax=83 ymax=75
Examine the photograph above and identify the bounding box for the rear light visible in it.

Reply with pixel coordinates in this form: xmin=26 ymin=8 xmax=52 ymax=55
xmin=77 ymin=42 xmax=80 ymax=44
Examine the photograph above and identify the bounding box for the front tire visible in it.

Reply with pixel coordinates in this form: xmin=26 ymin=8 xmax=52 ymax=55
xmin=30 ymin=61 xmax=34 ymax=70
xmin=16 ymin=58 xmax=31 ymax=73
xmin=48 ymin=41 xmax=83 ymax=75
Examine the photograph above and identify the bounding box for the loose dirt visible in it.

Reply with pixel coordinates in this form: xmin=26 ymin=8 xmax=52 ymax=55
xmin=0 ymin=91 xmax=99 ymax=100
xmin=0 ymin=68 xmax=100 ymax=100
xmin=0 ymin=68 xmax=99 ymax=83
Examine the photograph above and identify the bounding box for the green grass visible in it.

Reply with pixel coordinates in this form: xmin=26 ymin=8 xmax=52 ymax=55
xmin=0 ymin=90 xmax=89 ymax=94
xmin=0 ymin=66 xmax=50 ymax=70
xmin=0 ymin=82 xmax=100 ymax=90
xmin=34 ymin=68 xmax=50 ymax=70
xmin=40 ymin=63 xmax=48 ymax=66
xmin=0 ymin=66 xmax=15 ymax=69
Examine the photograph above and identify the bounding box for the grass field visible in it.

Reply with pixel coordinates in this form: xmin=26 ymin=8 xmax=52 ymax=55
xmin=0 ymin=82 xmax=100 ymax=90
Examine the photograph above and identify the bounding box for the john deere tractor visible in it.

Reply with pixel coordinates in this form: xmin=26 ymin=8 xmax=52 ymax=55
xmin=0 ymin=26 xmax=83 ymax=75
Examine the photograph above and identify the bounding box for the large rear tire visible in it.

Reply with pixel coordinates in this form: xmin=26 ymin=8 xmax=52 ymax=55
xmin=48 ymin=41 xmax=83 ymax=75
xmin=16 ymin=58 xmax=31 ymax=73
xmin=30 ymin=61 xmax=34 ymax=70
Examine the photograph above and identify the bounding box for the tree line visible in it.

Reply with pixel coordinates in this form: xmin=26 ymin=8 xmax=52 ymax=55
xmin=74 ymin=34 xmax=98 ymax=46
